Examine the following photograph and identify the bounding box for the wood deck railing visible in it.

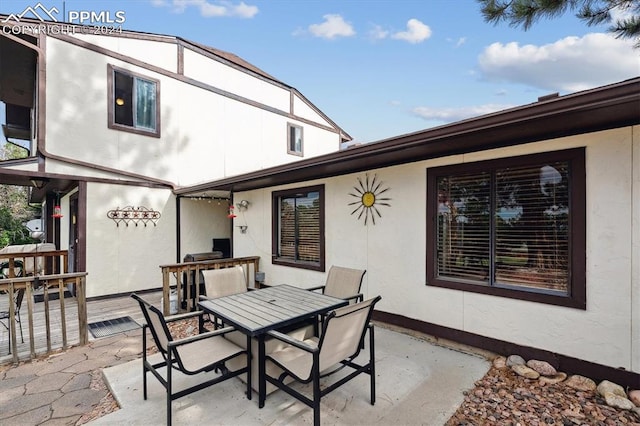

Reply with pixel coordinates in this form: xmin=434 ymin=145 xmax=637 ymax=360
xmin=0 ymin=272 xmax=88 ymax=363
xmin=0 ymin=250 xmax=69 ymax=277
xmin=159 ymin=256 xmax=260 ymax=314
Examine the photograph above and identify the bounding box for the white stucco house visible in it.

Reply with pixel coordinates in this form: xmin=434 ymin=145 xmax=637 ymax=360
xmin=0 ymin=17 xmax=349 ymax=297
xmin=1 ymin=17 xmax=638 ymax=388
xmin=178 ymin=77 xmax=640 ymax=388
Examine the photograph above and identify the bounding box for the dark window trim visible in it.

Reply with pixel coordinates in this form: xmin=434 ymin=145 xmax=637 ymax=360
xmin=426 ymin=148 xmax=586 ymax=309
xmin=287 ymin=122 xmax=303 ymax=157
xmin=272 ymin=184 xmax=325 ymax=272
xmin=107 ymin=64 xmax=161 ymax=138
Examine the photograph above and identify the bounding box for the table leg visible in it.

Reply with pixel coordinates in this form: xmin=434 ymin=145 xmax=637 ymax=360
xmin=258 ymin=334 xmax=266 ymax=408
xmin=246 ymin=335 xmax=252 ymax=400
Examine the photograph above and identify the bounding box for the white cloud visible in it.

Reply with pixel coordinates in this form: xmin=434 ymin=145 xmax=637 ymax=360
xmin=154 ymin=0 xmax=258 ymax=18
xmin=412 ymin=104 xmax=514 ymax=122
xmin=391 ymin=19 xmax=431 ymax=44
xmin=368 ymin=24 xmax=389 ymax=41
xmin=308 ymin=14 xmax=355 ymax=39
xmin=478 ymin=33 xmax=638 ymax=92
xmin=447 ymin=36 xmax=467 ymax=47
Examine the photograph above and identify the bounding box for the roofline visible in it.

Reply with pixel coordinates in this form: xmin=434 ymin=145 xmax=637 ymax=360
xmin=176 ymin=77 xmax=640 ymax=195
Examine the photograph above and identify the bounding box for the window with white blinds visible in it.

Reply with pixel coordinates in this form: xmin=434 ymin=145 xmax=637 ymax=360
xmin=427 ymin=149 xmax=586 ymax=309
xmin=272 ymin=185 xmax=324 ymax=271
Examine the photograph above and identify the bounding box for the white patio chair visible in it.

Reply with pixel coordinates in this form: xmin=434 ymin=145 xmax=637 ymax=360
xmin=131 ymin=293 xmax=250 ymax=426
xmin=307 ymin=265 xmax=366 ymax=304
xmin=201 ymin=266 xmax=247 ymax=298
xmin=200 ymin=266 xmax=248 ymax=327
xmin=264 ymin=295 xmax=381 ymax=426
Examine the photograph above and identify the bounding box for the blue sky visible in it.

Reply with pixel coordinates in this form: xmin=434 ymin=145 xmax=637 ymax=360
xmin=1 ymin=0 xmax=638 ymax=143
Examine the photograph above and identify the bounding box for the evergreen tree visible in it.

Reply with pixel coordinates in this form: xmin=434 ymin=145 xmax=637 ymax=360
xmin=478 ymin=0 xmax=640 ymax=47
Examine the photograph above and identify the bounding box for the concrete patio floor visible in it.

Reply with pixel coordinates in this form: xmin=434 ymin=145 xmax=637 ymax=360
xmin=95 ymin=325 xmax=492 ymax=425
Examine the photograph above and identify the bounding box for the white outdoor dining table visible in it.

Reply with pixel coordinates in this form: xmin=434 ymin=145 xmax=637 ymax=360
xmin=197 ymin=284 xmax=348 ymax=407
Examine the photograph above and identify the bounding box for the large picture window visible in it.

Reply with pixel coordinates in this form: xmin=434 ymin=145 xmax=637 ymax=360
xmin=272 ymin=185 xmax=324 ymax=271
xmin=426 ymin=149 xmax=585 ymax=308
xmin=108 ymin=64 xmax=160 ymax=137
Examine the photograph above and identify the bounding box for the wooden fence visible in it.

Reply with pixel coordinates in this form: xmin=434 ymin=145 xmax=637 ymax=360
xmin=0 ymin=272 xmax=88 ymax=363
xmin=159 ymin=256 xmax=260 ymax=314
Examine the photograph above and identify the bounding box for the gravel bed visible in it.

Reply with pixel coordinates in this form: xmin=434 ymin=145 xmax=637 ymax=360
xmin=447 ymin=367 xmax=640 ymax=425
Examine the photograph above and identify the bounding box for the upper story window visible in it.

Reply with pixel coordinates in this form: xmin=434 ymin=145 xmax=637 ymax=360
xmin=426 ymin=149 xmax=586 ymax=309
xmin=272 ymin=185 xmax=324 ymax=271
xmin=287 ymin=123 xmax=303 ymax=156
xmin=108 ymin=64 xmax=160 ymax=138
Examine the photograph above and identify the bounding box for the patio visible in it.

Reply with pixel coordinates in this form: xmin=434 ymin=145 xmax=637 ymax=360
xmin=0 ymin=291 xmax=492 ymax=425
xmin=96 ymin=315 xmax=491 ymax=424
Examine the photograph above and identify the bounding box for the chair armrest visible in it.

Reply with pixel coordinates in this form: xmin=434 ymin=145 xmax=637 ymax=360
xmin=168 ymin=326 xmax=237 ymax=347
xmin=267 ymin=330 xmax=318 ymax=353
xmin=305 ymin=285 xmax=325 ymax=292
xmin=164 ymin=310 xmax=206 ymax=323
xmin=343 ymin=293 xmax=364 ymax=303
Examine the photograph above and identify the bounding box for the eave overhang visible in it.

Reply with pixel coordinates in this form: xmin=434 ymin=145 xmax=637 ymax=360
xmin=177 ymin=77 xmax=640 ymax=195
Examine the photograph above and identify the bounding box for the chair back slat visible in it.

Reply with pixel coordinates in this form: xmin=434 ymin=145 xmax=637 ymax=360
xmin=318 ymin=296 xmax=380 ymax=371
xmin=202 ymin=266 xmax=247 ymax=299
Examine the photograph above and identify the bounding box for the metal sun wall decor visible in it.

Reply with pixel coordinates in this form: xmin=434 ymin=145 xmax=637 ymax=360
xmin=349 ymin=173 xmax=391 ymax=225
xmin=107 ymin=206 xmax=161 ymax=227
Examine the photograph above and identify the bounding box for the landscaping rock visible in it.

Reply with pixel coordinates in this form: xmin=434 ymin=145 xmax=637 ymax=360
xmin=511 ymin=364 xmax=540 ymax=379
xmin=526 ymin=359 xmax=556 ymax=376
xmin=597 ymin=380 xmax=626 ymax=398
xmin=596 ymin=380 xmax=636 ymax=411
xmin=629 ymin=389 xmax=640 ymax=406
xmin=565 ymin=375 xmax=597 ymax=392
xmin=506 ymin=354 xmax=525 ymax=367
xmin=492 ymin=356 xmax=507 ymax=369
xmin=539 ymin=372 xmax=567 ymax=385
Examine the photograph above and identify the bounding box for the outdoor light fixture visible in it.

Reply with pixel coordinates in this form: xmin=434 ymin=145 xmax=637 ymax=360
xmin=237 ymin=199 xmax=250 ymax=210
xmin=115 ymin=97 xmax=125 ymax=106
xmin=30 ymin=177 xmax=48 ymax=189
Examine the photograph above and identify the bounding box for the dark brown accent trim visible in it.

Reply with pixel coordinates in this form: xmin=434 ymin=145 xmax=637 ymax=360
xmin=37 ymin=32 xmax=46 ymax=165
xmin=176 ymin=78 xmax=640 ymax=195
xmin=177 ymin=44 xmax=184 ymax=75
xmin=76 ymin=182 xmax=87 ymax=273
xmin=271 ymin=184 xmax=325 ymax=272
xmin=290 ymin=88 xmax=352 ymax=142
xmin=425 ymin=148 xmax=586 ymax=309
xmin=107 ymin=64 xmax=161 ymax=138
xmin=289 ymin=90 xmax=294 ymax=115
xmin=49 ymin=33 xmax=342 ymax=136
xmin=373 ymin=310 xmax=640 ymax=389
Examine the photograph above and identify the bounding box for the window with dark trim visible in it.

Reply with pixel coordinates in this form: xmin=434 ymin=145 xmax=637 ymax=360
xmin=426 ymin=148 xmax=586 ymax=309
xmin=287 ymin=123 xmax=303 ymax=156
xmin=272 ymin=185 xmax=324 ymax=271
xmin=107 ymin=64 xmax=160 ymax=138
